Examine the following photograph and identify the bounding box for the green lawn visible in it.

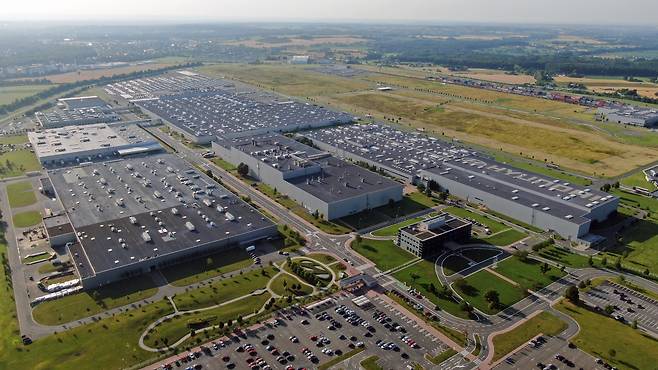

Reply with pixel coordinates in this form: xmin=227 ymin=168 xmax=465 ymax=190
xmin=3 ymin=296 xmax=173 ymax=370
xmin=613 ymin=218 xmax=658 ymax=274
xmin=459 ymin=270 xmax=526 ymax=314
xmin=0 ymin=150 xmax=41 ymax=179
xmin=6 ymin=181 xmax=36 ymax=208
xmin=12 ymin=210 xmax=42 ymax=228
xmin=444 ymin=206 xmax=507 ymax=233
xmin=494 ymin=256 xmax=566 ymax=291
xmin=339 ymin=191 xmax=439 ymax=231
xmin=393 ymin=259 xmax=469 ymax=319
xmin=144 ymin=293 xmax=271 ymax=348
xmin=460 ymin=248 xmax=501 ymax=263
xmin=557 ymin=300 xmax=658 ymax=370
xmin=285 ymin=258 xmax=333 ymax=287
xmin=160 ymin=247 xmax=253 ymax=287
xmin=32 ymin=276 xmax=158 ymax=325
xmin=360 ymin=355 xmax=383 ymax=370
xmin=612 ymin=189 xmax=658 ymax=214
xmin=269 ymin=274 xmax=313 ymax=297
xmin=537 ymin=245 xmax=590 ymax=268
xmin=0 ymin=135 xmax=28 ymax=145
xmin=0 ymin=85 xmax=53 ymax=105
xmin=173 ymin=266 xmax=276 ymax=311
xmin=621 ymin=171 xmax=657 ymax=192
xmin=304 ymin=253 xmax=336 ymax=264
xmin=352 ymin=238 xmax=415 ymax=271
xmin=442 ymin=255 xmax=471 ymax=276
xmin=477 ymin=229 xmax=527 ymax=246
xmin=371 ymin=215 xmax=425 ymax=237
xmin=492 ymin=311 xmax=567 ymax=361
xmin=426 ymin=349 xmax=457 ymax=365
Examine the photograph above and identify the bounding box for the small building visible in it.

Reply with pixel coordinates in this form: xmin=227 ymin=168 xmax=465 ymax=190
xmin=597 ymin=107 xmax=658 ymax=127
xmin=396 ymin=213 xmax=472 ymax=258
xmin=290 ymin=55 xmax=310 ymax=65
xmin=43 ymin=214 xmax=75 ymax=247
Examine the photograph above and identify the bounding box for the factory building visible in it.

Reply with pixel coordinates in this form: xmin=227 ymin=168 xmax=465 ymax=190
xmin=28 ymin=122 xmax=162 ymax=167
xmin=212 ymin=133 xmax=403 ymax=220
xmin=46 ymin=153 xmax=277 ymax=289
xmin=396 ymin=213 xmax=472 ymax=257
xmin=35 ymin=96 xmax=120 ymax=128
xmin=302 ymin=124 xmax=618 ymax=240
xmin=419 ymin=156 xmax=618 ymax=240
xmin=597 ymin=107 xmax=658 ymax=127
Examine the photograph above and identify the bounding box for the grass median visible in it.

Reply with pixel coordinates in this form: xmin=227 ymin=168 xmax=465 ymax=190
xmin=491 ymin=311 xmax=567 ymax=362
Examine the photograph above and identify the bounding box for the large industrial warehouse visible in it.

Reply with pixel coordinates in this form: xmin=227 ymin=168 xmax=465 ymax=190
xmin=302 ymin=124 xmax=618 ymax=240
xmin=28 ymin=122 xmax=162 ymax=167
xmin=213 ymin=133 xmax=403 ymax=220
xmin=46 ymin=153 xmax=277 ymax=288
xmin=35 ymin=96 xmax=120 ymax=128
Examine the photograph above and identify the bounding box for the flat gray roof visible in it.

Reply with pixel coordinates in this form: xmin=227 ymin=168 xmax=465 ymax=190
xmin=286 ymin=157 xmax=402 ymax=203
xmin=29 ymin=123 xmax=159 ymax=161
xmin=57 ymin=153 xmax=275 ymax=277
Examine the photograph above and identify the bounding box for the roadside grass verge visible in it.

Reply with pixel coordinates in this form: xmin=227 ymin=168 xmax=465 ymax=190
xmin=360 ymin=355 xmax=383 ymax=370
xmin=426 ymin=349 xmax=457 ymax=365
xmin=318 ymin=347 xmax=365 ymax=370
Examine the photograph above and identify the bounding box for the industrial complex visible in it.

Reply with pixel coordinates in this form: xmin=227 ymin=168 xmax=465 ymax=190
xmin=596 ymin=106 xmax=658 ymax=127
xmin=45 ymin=152 xmax=277 ymax=288
xmin=213 ymin=133 xmax=403 ymax=220
xmin=302 ymin=123 xmax=619 ymax=240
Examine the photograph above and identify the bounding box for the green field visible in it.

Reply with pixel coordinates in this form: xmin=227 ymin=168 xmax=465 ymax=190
xmin=0 ymin=150 xmax=41 ymax=179
xmin=612 ymin=189 xmax=658 ymax=214
xmin=460 ymin=248 xmax=501 ymax=263
xmin=144 ymin=293 xmax=271 ymax=348
xmin=351 ymin=238 xmax=415 ymax=271
xmin=371 ymin=215 xmax=426 ymax=237
xmin=173 ymin=266 xmax=276 ymax=311
xmin=458 ymin=270 xmax=526 ymax=314
xmin=160 ymin=247 xmax=253 ymax=286
xmin=478 ymin=229 xmax=527 ymax=246
xmin=444 ymin=206 xmax=507 ymax=234
xmin=0 ymin=85 xmax=53 ymax=105
xmin=6 ymin=181 xmax=37 ymax=208
xmin=557 ymin=300 xmax=658 ymax=370
xmin=0 ymin=135 xmax=28 ymax=145
xmin=537 ymin=245 xmax=590 ymax=268
xmin=32 ymin=276 xmax=158 ymax=325
xmin=426 ymin=349 xmax=458 ymax=365
xmin=12 ymin=210 xmax=42 ymax=228
xmin=494 ymin=256 xmax=566 ymax=291
xmin=360 ymin=355 xmax=383 ymax=370
xmin=492 ymin=311 xmax=567 ymax=361
xmin=611 ymin=218 xmax=658 ymax=274
xmin=621 ymin=171 xmax=657 ymax=192
xmin=442 ymin=255 xmax=471 ymax=276
xmin=269 ymin=274 xmax=313 ymax=297
xmin=393 ymin=259 xmax=468 ymax=319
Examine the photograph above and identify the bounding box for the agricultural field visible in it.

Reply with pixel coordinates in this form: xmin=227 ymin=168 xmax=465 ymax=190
xmin=198 ymin=63 xmax=371 ymax=97
xmin=223 ymin=36 xmax=368 ymax=48
xmin=0 ymin=84 xmax=53 ymax=105
xmin=554 ymin=75 xmax=658 ymax=99
xmin=32 ymin=59 xmax=185 ymax=84
xmin=447 ymin=68 xmax=536 ymax=85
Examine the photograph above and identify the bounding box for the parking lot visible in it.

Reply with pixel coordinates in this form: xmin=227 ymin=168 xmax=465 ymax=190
xmin=495 ymin=334 xmax=605 ymax=370
xmin=583 ymin=280 xmax=658 ymax=335
xmin=147 ymin=292 xmax=450 ymax=370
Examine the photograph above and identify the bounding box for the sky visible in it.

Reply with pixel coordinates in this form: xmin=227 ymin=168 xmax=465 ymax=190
xmin=2 ymin=0 xmax=658 ymax=26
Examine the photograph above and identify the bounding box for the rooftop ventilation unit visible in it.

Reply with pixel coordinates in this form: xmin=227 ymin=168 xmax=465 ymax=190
xmin=141 ymin=231 xmax=152 ymax=242
xmin=185 ymin=221 xmax=195 ymax=231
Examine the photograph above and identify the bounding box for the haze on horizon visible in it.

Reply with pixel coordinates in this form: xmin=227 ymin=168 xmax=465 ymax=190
xmin=2 ymin=0 xmax=658 ymax=26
